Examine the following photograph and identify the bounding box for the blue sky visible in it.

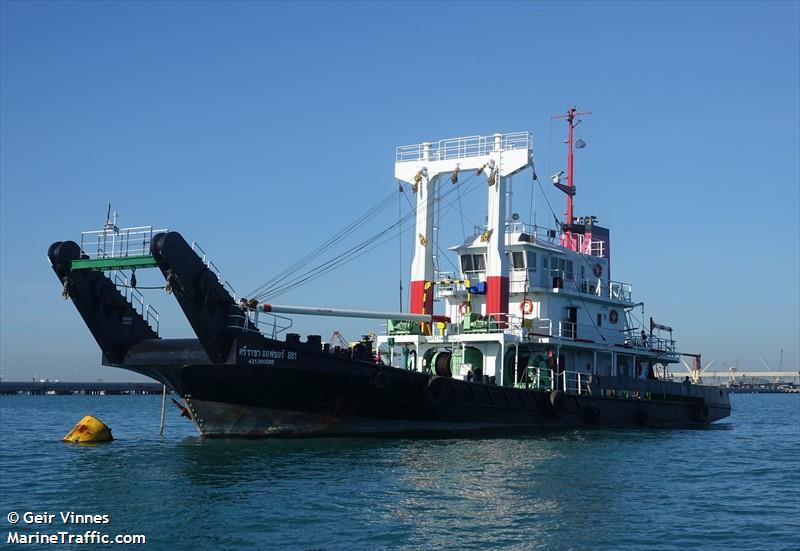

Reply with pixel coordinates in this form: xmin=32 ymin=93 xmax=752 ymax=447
xmin=1 ymin=1 xmax=798 ymax=382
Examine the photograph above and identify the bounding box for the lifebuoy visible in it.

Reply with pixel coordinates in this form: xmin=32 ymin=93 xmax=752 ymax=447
xmin=609 ymin=310 xmax=619 ymax=324
xmin=635 ymin=362 xmax=643 ymax=377
xmin=459 ymin=302 xmax=469 ymax=315
xmin=520 ymin=299 xmax=534 ymax=316
xmin=593 ymin=263 xmax=603 ymax=278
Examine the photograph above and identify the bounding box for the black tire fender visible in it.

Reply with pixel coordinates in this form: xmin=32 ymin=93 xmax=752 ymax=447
xmin=548 ymin=390 xmax=565 ymax=417
xmin=424 ymin=376 xmax=448 ymax=409
xmin=692 ymin=402 xmax=710 ymax=423
xmin=372 ymin=370 xmax=389 ymax=390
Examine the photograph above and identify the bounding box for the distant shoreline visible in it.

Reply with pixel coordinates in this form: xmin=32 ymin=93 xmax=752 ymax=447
xmin=0 ymin=382 xmax=170 ymax=395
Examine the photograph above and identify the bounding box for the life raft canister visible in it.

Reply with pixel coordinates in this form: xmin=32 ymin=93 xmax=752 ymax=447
xmin=593 ymin=263 xmax=603 ymax=278
xmin=520 ymin=299 xmax=534 ymax=316
xmin=609 ymin=309 xmax=619 ymax=324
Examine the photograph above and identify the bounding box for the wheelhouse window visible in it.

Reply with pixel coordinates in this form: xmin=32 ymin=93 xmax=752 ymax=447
xmin=510 ymin=251 xmax=525 ymax=270
xmin=460 ymin=253 xmax=486 ymax=274
xmin=526 ymin=251 xmax=537 ymax=272
xmin=461 ymin=254 xmax=474 ymax=273
xmin=551 ymin=257 xmax=574 ymax=281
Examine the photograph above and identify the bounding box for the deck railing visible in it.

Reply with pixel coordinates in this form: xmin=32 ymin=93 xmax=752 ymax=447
xmin=396 ymin=132 xmax=532 ymax=163
xmin=512 ymin=367 xmax=593 ymax=395
xmin=80 ymin=226 xmax=167 ymax=259
xmin=227 ymin=311 xmax=293 ymax=339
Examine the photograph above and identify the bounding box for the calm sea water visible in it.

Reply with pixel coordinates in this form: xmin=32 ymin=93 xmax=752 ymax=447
xmin=0 ymin=393 xmax=798 ymax=550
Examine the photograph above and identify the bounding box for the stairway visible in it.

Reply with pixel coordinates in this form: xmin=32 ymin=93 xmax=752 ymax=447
xmin=47 ymin=241 xmax=160 ymax=366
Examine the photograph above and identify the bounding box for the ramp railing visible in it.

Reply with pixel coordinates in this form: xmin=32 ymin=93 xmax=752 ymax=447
xmin=191 ymin=242 xmax=237 ymax=300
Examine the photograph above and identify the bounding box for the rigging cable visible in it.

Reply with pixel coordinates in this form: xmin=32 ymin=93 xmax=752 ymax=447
xmin=245 ymin=188 xmax=399 ymax=299
xmin=257 ymin=171 xmax=484 ymax=301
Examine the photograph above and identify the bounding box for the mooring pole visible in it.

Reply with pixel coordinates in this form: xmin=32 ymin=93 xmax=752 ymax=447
xmin=159 ymin=384 xmax=167 ymax=436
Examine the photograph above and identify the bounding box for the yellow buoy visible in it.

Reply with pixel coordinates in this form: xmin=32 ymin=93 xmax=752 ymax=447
xmin=63 ymin=415 xmax=113 ymax=443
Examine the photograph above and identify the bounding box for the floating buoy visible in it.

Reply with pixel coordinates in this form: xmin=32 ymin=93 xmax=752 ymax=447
xmin=63 ymin=415 xmax=113 ymax=443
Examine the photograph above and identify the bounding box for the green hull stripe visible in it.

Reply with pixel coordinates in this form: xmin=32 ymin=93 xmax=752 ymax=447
xmin=70 ymin=255 xmax=158 ymax=271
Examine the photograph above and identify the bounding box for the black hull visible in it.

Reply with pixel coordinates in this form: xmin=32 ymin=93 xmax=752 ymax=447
xmin=48 ymin=231 xmax=731 ymax=439
xmin=125 ymin=339 xmax=731 ymax=438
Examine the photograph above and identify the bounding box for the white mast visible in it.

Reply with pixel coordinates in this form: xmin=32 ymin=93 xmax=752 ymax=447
xmin=395 ymin=133 xmax=532 ymax=331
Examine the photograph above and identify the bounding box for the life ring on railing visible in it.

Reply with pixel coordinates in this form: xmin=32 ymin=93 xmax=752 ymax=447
xmin=520 ymin=299 xmax=534 ymax=316
xmin=593 ymin=263 xmax=603 ymax=278
xmin=459 ymin=302 xmax=469 ymax=315
xmin=609 ymin=310 xmax=619 ymax=324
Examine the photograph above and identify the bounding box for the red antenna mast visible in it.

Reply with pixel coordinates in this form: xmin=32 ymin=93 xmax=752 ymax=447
xmin=552 ymin=107 xmax=591 ymax=251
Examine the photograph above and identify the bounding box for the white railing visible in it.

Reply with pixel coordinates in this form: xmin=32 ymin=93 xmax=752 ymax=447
xmin=511 ymin=367 xmax=592 ymax=395
xmin=111 ymin=270 xmax=159 ymax=335
xmin=623 ymin=331 xmax=676 ymax=354
xmin=227 ymin=311 xmax=293 ymax=339
xmin=514 ymin=367 xmax=555 ymax=391
xmin=577 ymin=234 xmax=606 ymax=258
xmin=561 ymin=370 xmax=593 ymax=395
xmin=560 ymin=278 xmax=634 ymax=303
xmin=146 ymin=304 xmax=160 ymax=334
xmin=471 ymin=222 xmax=560 ymax=243
xmin=192 ymin=242 xmax=236 ymax=300
xmin=80 ymin=226 xmax=168 ymax=259
xmin=609 ymin=281 xmax=632 ymax=302
xmin=509 ymin=279 xmax=529 ymax=294
xmin=396 ymin=132 xmax=532 ymax=163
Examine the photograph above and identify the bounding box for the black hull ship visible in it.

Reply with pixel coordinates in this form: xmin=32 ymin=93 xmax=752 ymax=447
xmin=48 ymin=112 xmax=731 ymax=437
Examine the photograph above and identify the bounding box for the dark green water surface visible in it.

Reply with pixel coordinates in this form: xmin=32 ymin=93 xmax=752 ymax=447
xmin=1 ymin=393 xmax=798 ymax=550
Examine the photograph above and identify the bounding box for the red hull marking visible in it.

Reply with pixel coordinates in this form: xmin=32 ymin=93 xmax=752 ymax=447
xmin=485 ymin=276 xmax=509 ymax=320
xmin=409 ymin=280 xmax=433 ymax=315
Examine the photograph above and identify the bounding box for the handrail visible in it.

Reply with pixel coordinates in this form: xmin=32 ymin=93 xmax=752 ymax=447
xmin=511 ymin=367 xmax=592 ymax=395
xmin=192 ymin=241 xmax=236 ymax=300
xmin=396 ymin=132 xmax=532 ymax=163
xmin=146 ymin=304 xmax=159 ymax=335
xmin=110 ymin=270 xmax=159 ymax=335
xmin=80 ymin=226 xmax=167 ymax=259
xmin=227 ymin=312 xmax=293 ymax=339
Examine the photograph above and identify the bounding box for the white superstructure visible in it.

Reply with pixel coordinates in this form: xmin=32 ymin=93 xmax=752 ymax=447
xmin=379 ymin=113 xmax=683 ymax=392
